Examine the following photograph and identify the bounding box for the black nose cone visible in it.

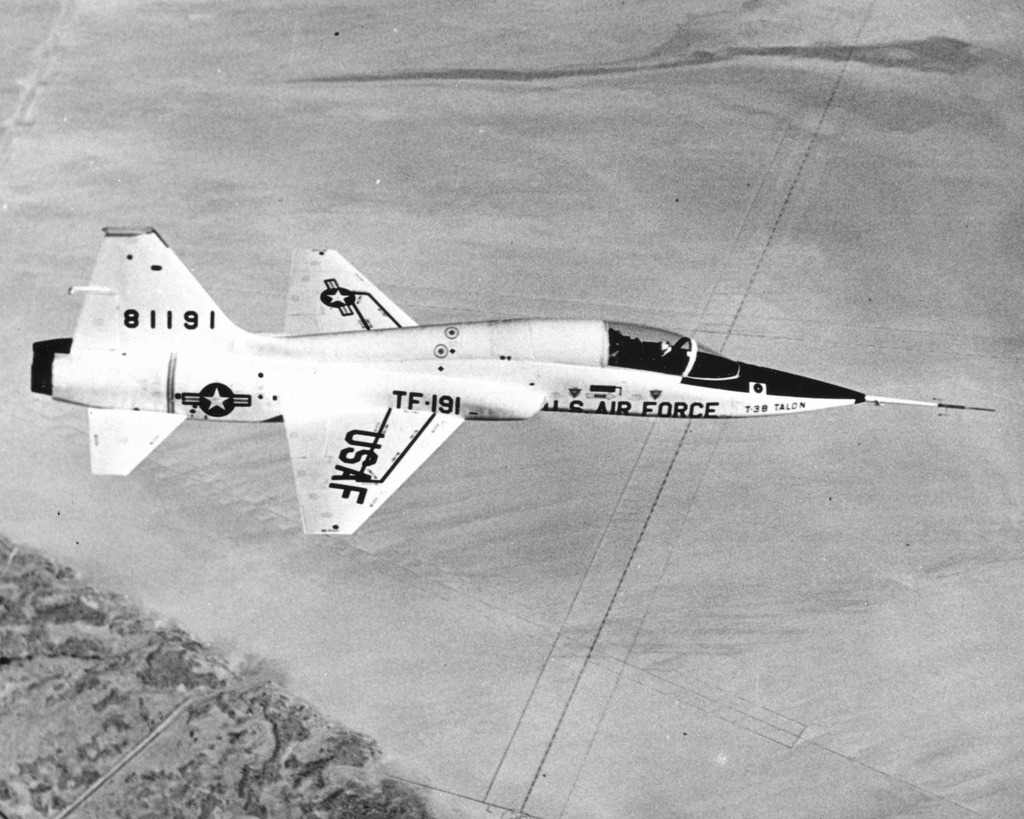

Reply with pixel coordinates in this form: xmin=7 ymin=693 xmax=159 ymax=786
xmin=741 ymin=362 xmax=864 ymax=402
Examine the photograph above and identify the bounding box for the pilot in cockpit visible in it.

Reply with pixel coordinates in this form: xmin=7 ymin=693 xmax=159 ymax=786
xmin=658 ymin=338 xmax=691 ymax=375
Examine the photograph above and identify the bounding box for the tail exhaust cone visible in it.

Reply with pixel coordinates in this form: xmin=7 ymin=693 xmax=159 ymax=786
xmin=31 ymin=338 xmax=72 ymax=396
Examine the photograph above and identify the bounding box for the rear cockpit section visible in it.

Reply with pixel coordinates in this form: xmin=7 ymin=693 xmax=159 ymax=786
xmin=607 ymin=322 xmax=693 ymax=375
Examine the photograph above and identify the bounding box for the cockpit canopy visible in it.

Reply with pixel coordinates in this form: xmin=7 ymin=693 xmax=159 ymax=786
xmin=606 ymin=322 xmax=740 ymax=380
xmin=608 ymin=323 xmax=692 ymax=375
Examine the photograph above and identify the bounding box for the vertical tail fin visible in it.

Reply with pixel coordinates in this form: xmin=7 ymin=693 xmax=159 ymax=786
xmin=72 ymin=227 xmax=246 ymax=351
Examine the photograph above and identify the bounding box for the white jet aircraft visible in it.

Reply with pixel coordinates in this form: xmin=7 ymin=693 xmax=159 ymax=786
xmin=31 ymin=228 xmax=991 ymax=533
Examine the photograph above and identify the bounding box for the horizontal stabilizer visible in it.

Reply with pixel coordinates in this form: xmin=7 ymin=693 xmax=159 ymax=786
xmin=88 ymin=408 xmax=185 ymax=475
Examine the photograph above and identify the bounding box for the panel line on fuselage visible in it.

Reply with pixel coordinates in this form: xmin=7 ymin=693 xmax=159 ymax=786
xmin=165 ymin=352 xmax=177 ymax=414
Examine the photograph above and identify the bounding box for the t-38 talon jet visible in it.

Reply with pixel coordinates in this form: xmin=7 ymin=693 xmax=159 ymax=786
xmin=31 ymin=228 xmax=993 ymax=534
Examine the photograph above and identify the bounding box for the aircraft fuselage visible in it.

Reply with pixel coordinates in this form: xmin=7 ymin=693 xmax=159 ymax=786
xmin=42 ymin=318 xmax=864 ymax=424
xmin=32 ymin=229 xmax=986 ymax=533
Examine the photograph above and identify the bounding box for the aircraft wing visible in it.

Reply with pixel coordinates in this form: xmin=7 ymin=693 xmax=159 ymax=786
xmin=284 ymin=396 xmax=462 ymax=534
xmin=285 ymin=249 xmax=417 ymax=334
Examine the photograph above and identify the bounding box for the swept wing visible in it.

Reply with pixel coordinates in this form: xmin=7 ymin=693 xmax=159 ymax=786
xmin=284 ymin=388 xmax=462 ymax=534
xmin=285 ymin=249 xmax=416 ymax=334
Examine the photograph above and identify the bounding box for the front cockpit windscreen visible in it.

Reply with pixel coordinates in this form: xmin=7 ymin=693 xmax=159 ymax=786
xmin=687 ymin=343 xmax=740 ymax=380
xmin=607 ymin=322 xmax=693 ymax=375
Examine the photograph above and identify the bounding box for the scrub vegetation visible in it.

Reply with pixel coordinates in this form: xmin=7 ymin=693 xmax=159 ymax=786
xmin=0 ymin=536 xmax=431 ymax=819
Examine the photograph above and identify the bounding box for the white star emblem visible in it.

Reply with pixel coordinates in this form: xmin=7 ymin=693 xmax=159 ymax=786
xmin=328 ymin=291 xmax=348 ymax=305
xmin=204 ymin=388 xmax=229 ymax=411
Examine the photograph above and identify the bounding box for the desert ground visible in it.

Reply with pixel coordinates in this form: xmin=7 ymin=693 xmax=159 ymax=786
xmin=2 ymin=1 xmax=1022 ymax=817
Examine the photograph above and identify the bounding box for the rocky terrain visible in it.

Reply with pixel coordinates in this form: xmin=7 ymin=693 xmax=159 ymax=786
xmin=0 ymin=536 xmax=430 ymax=819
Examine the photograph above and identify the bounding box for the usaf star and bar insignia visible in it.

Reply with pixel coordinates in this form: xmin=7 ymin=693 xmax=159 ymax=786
xmin=181 ymin=382 xmax=252 ymax=417
xmin=319 ymin=278 xmax=357 ymax=316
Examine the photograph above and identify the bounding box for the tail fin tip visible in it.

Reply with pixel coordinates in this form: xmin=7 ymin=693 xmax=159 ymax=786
xmin=102 ymin=226 xmax=167 ymax=245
